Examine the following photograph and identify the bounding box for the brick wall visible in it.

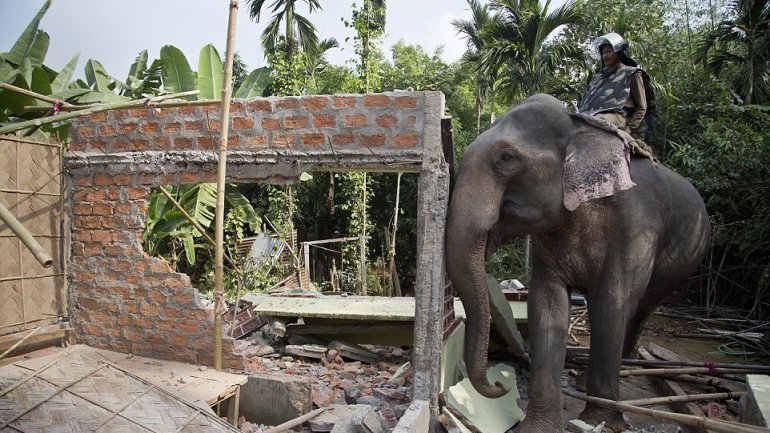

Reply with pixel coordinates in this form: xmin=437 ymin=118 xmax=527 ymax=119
xmin=65 ymin=92 xmax=448 ymax=369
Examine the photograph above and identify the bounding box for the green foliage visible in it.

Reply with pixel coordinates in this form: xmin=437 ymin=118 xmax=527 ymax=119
xmin=266 ymin=45 xmax=307 ymax=95
xmin=345 ymin=0 xmax=386 ymax=92
xmin=667 ymin=102 xmax=770 ymax=315
xmin=198 ymin=44 xmax=224 ymax=100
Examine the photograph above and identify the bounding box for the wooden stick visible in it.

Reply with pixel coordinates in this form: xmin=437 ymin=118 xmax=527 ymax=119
xmin=618 ymin=358 xmax=770 ymax=373
xmin=262 ymin=407 xmax=328 ymax=433
xmin=0 ymin=82 xmax=73 ymax=106
xmin=664 ymin=374 xmax=725 ymax=388
xmin=621 ymin=391 xmax=746 ymax=407
xmin=213 ymin=0 xmax=238 ymax=371
xmin=0 ymin=201 xmax=53 ymax=267
xmin=562 ymin=389 xmax=770 ymax=433
xmin=0 ymin=90 xmax=199 ymax=135
xmin=619 ymin=367 xmax=761 ymax=377
xmin=0 ymin=325 xmax=44 ymax=361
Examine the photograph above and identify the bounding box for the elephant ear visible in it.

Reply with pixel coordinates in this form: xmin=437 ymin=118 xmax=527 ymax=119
xmin=562 ymin=112 xmax=636 ymax=211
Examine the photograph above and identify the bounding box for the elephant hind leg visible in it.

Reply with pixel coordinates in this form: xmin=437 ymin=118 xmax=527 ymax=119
xmin=622 ymin=279 xmax=682 ymax=358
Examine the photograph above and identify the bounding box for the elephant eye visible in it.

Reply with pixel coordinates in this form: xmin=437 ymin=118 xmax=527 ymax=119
xmin=494 ymin=150 xmax=522 ymax=175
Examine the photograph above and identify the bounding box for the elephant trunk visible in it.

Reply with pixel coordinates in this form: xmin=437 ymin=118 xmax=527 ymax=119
xmin=446 ymin=200 xmax=511 ymax=398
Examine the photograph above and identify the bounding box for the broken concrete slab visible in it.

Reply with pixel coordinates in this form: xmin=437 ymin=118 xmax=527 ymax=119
xmin=351 ymin=404 xmax=389 ymax=433
xmin=308 ymin=404 xmax=373 ymax=432
xmin=443 ymin=362 xmax=524 ymax=433
xmin=391 ymin=400 xmax=431 ymax=433
xmin=440 ymin=321 xmax=465 ymax=392
xmin=740 ymin=374 xmax=770 ymax=427
xmin=486 ymin=274 xmax=528 ymax=362
xmin=328 ymin=340 xmax=380 ymax=364
xmin=285 ymin=344 xmax=327 ymax=359
xmin=239 ymin=372 xmax=313 ymax=427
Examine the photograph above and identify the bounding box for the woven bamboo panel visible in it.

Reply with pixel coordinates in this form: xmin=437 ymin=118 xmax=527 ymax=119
xmin=0 ymin=136 xmax=65 ymax=338
xmin=0 ymin=347 xmax=240 ymax=433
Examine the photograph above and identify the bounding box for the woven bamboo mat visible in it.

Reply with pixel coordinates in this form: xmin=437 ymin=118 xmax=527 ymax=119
xmin=0 ymin=346 xmax=240 ymax=433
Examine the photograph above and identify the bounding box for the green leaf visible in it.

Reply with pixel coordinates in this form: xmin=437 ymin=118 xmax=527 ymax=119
xmin=30 ymin=66 xmax=52 ymax=97
xmin=50 ymin=52 xmax=80 ymax=93
xmin=197 ymin=44 xmax=223 ymax=100
xmin=0 ymin=74 xmax=34 ymax=115
xmin=84 ymin=59 xmax=112 ymax=92
xmin=72 ymin=90 xmax=129 ymax=104
xmin=127 ymin=50 xmax=148 ymax=82
xmin=0 ymin=57 xmax=18 ymax=84
xmin=50 ymin=88 xmax=90 ymax=103
xmin=182 ymin=233 xmax=196 ymax=265
xmin=28 ymin=31 xmax=50 ymax=67
xmin=224 ymin=184 xmax=261 ymax=232
xmin=234 ymin=67 xmax=271 ymax=98
xmin=6 ymin=0 xmax=51 ymax=66
xmin=160 ymin=45 xmax=196 ymax=99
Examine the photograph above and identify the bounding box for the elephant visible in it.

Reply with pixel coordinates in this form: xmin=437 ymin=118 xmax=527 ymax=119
xmin=445 ymin=93 xmax=710 ymax=433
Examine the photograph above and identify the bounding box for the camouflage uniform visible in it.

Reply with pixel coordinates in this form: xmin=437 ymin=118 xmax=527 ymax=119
xmin=578 ymin=64 xmax=647 ymax=133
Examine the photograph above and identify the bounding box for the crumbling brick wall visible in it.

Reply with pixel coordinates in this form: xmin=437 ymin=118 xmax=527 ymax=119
xmin=65 ymin=92 xmax=450 ymax=370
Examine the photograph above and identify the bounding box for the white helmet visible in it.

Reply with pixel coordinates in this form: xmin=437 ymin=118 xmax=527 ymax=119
xmin=590 ymin=32 xmax=628 ymax=59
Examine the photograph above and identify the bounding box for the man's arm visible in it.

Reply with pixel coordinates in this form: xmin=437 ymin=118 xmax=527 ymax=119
xmin=626 ymin=71 xmax=647 ymax=130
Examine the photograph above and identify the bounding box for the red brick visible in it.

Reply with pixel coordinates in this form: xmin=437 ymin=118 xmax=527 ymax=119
xmin=364 ymin=94 xmax=389 ymax=108
xmin=199 ymin=171 xmax=217 ymax=182
xmin=113 ymin=203 xmax=131 ymax=214
xmin=230 ymin=100 xmax=246 ymax=114
xmin=344 ymin=113 xmax=368 ymax=128
xmin=92 ymin=202 xmax=112 ymax=216
xmin=119 ymin=124 xmax=137 ymax=134
xmin=197 ymin=136 xmax=216 ymax=150
xmin=146 ymin=331 xmax=167 ymax=344
xmin=201 ymin=105 xmax=219 ymax=116
xmin=332 ymin=133 xmax=355 ymax=146
xmin=163 ymin=122 xmax=182 ymax=133
xmin=90 ymin=310 xmax=116 ymax=326
xmin=131 ymin=138 xmax=151 ymax=151
xmin=276 ymin=98 xmax=300 ymax=110
xmin=84 ymin=242 xmax=102 ymax=255
xmin=93 ymin=174 xmax=112 ymax=187
xmin=113 ymin=174 xmax=132 ymax=185
xmin=111 ymin=260 xmax=130 ymax=273
xmin=361 ymin=134 xmax=386 ymax=147
xmin=149 ymin=259 xmax=172 ymax=273
xmin=284 ymin=115 xmax=308 ymax=129
xmin=273 ymin=134 xmax=296 ymax=147
xmin=185 ymin=120 xmax=204 ymax=131
xmin=303 ymin=96 xmax=328 ymax=111
xmin=139 ymin=303 xmax=161 ymax=316
xmin=156 ymin=319 xmax=176 ymax=332
xmin=77 ymin=297 xmax=100 ymax=310
xmin=173 ymin=290 xmax=195 ymax=305
xmin=174 ymin=137 xmax=194 ymax=149
xmin=72 ymin=204 xmax=93 ymax=216
xmin=180 ymin=171 xmax=198 ymax=184
xmin=300 ymin=132 xmax=325 ymax=147
xmin=77 ymin=126 xmax=95 ymax=138
xmin=73 ymin=176 xmax=93 ymax=187
xmin=163 ymin=306 xmax=184 ymax=319
xmin=205 ymin=119 xmax=221 ymax=131
xmin=151 ymin=136 xmax=171 ymax=149
xmin=261 ymin=118 xmax=280 ymax=130
xmin=376 ymin=114 xmax=398 ymax=128
xmin=177 ymin=320 xmax=201 ymax=334
xmin=110 ymin=139 xmax=129 ymax=152
xmin=98 ymin=125 xmax=117 ymax=137
xmin=248 ymin=99 xmax=272 ymax=112
xmin=313 ymin=115 xmax=336 ymax=128
xmin=179 ymin=106 xmax=197 ymax=116
xmin=89 ymin=112 xmax=108 ymax=122
xmin=394 ymin=96 xmax=418 ymax=108
xmin=394 ymin=132 xmax=419 ymax=147
xmin=123 ymin=327 xmax=144 ymax=341
xmin=169 ymin=334 xmax=189 ymax=347
xmin=148 ymin=289 xmax=167 ymax=304
xmin=81 ymin=322 xmax=104 ymax=337
xmin=333 ymin=96 xmax=356 ymax=108
xmin=406 ymin=115 xmax=417 ymax=128
xmin=113 ymin=110 xmax=131 ymax=120
xmin=127 ymin=187 xmax=148 ymax=200
xmin=228 ymin=136 xmax=241 ymax=148
xmin=90 ymin=230 xmax=111 ymax=243
xmin=71 ymin=241 xmax=85 ymax=256
xmin=130 ymin=108 xmax=150 ymax=119
xmin=163 ymin=275 xmax=191 ymax=289
xmin=140 ymin=123 xmax=159 ymax=134
xmin=233 ymin=117 xmax=255 ymax=130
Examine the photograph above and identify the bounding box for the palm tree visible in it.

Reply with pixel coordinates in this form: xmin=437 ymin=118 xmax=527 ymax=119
xmin=696 ymin=0 xmax=770 ymax=104
xmin=247 ymin=0 xmax=322 ymax=56
xmin=482 ymin=0 xmax=585 ymax=102
xmin=452 ymin=0 xmax=499 ymax=131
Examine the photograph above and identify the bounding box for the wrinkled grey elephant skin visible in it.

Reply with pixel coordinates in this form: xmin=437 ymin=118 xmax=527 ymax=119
xmin=445 ymin=94 xmax=711 ymax=433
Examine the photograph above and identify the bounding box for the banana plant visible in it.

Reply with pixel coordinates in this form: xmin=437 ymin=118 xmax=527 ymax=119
xmin=143 ymin=184 xmax=261 ymax=266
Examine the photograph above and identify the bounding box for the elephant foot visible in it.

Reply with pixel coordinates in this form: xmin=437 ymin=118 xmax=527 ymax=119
xmin=513 ymin=416 xmax=564 ymax=433
xmin=579 ymin=404 xmax=626 ymax=433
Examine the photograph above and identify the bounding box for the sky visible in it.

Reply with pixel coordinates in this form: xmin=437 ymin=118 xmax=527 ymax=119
xmin=0 ymin=0 xmax=490 ymax=82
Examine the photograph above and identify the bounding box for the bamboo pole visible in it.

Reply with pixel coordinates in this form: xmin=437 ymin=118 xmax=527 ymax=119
xmin=0 ymin=325 xmax=44 ymax=361
xmin=0 ymin=201 xmax=53 ymax=267
xmin=620 ymin=367 xmax=763 ymax=377
xmin=621 ymin=391 xmax=746 ymax=407
xmin=562 ymin=389 xmax=770 ymax=433
xmin=618 ymin=358 xmax=770 ymax=373
xmin=24 ymin=98 xmax=221 ymax=112
xmin=0 ymin=82 xmax=74 ymax=107
xmin=262 ymin=407 xmax=328 ymax=433
xmin=0 ymin=90 xmax=199 ymax=135
xmin=214 ymin=0 xmax=239 ymax=371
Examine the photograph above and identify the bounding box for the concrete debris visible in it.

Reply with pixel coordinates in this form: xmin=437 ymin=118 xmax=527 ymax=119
xmin=567 ymin=419 xmax=605 ymax=433
xmin=328 ymin=341 xmax=380 ymax=364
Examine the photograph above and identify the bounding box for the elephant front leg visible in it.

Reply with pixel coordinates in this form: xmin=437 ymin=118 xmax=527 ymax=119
xmin=515 ymin=280 xmax=570 ymax=433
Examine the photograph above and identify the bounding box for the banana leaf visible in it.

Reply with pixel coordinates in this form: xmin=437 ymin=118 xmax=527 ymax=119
xmin=160 ymin=45 xmax=196 ymax=99
xmin=197 ymin=44 xmax=223 ymax=100
xmin=50 ymin=52 xmax=80 ymax=93
xmin=30 ymin=66 xmax=52 ymax=99
xmin=0 ymin=74 xmax=34 ymax=115
xmin=5 ymin=0 xmax=51 ymax=66
xmin=234 ymin=67 xmax=270 ymax=98
xmin=28 ymin=30 xmax=49 ymax=67
xmin=84 ymin=59 xmax=112 ymax=92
